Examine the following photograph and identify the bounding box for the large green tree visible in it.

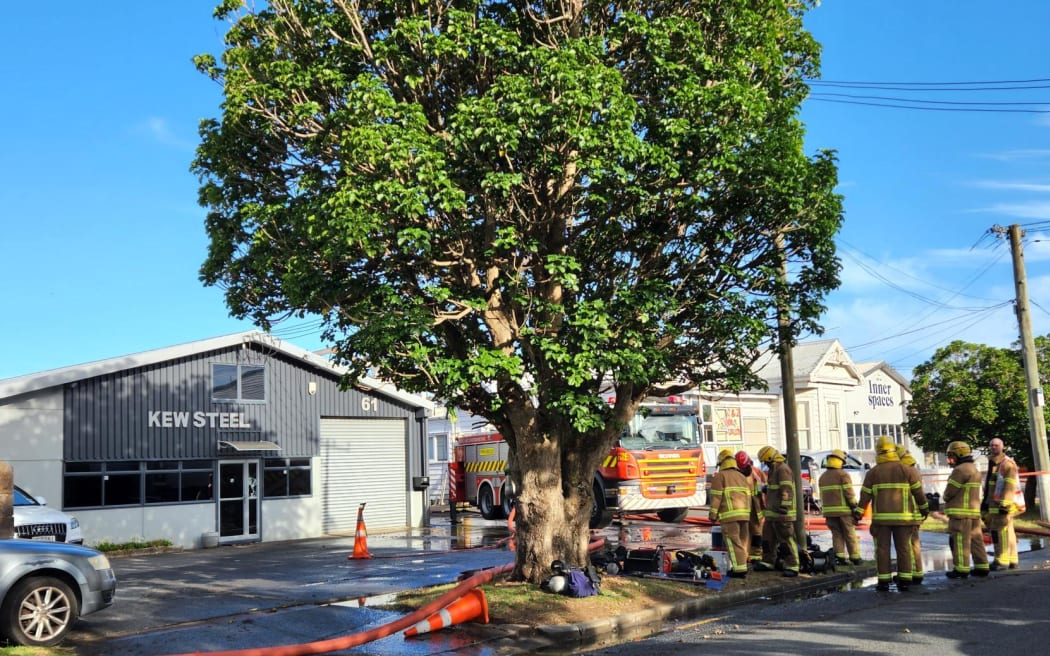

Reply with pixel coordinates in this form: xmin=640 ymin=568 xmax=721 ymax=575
xmin=193 ymin=0 xmax=843 ymax=581
xmin=905 ymin=337 xmax=1050 ymax=470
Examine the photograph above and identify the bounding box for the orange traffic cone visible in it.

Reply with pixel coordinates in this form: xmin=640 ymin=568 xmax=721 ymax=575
xmin=349 ymin=503 xmax=372 ymax=560
xmin=404 ymin=589 xmax=489 ymax=638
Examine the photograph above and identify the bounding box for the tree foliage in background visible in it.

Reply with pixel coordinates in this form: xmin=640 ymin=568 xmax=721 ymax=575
xmin=905 ymin=336 xmax=1050 ymax=469
xmin=193 ymin=0 xmax=843 ymax=581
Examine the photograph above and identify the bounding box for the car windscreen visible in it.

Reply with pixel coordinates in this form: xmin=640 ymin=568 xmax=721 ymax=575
xmin=13 ymin=486 xmax=37 ymax=506
xmin=620 ymin=413 xmax=701 ymax=449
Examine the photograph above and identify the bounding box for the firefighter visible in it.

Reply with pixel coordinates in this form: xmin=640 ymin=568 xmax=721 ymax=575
xmin=736 ymin=450 xmax=766 ymax=561
xmin=818 ymin=449 xmax=862 ymax=566
xmin=943 ymin=441 xmax=989 ymax=578
xmin=855 ymin=436 xmax=928 ymax=592
xmin=753 ymin=445 xmax=799 ymax=577
xmin=896 ymin=444 xmax=925 ymax=584
xmin=708 ymin=448 xmax=752 ymax=578
xmin=982 ymin=437 xmax=1020 ymax=570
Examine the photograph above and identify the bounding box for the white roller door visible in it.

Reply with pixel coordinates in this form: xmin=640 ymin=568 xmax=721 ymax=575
xmin=320 ymin=418 xmax=408 ymax=533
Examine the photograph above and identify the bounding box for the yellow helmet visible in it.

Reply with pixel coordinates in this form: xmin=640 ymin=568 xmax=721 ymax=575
xmin=896 ymin=444 xmax=916 ymax=466
xmin=946 ymin=441 xmax=971 ymax=458
xmin=757 ymin=446 xmax=779 ymax=464
xmin=875 ymin=435 xmax=896 ymax=454
xmin=827 ymin=449 xmax=848 ymax=469
xmin=717 ymin=448 xmax=737 ymax=470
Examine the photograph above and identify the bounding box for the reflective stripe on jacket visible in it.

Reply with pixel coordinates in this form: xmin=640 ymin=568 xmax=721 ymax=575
xmin=858 ymin=461 xmax=928 ymax=525
xmin=709 ymin=468 xmax=752 ymax=522
xmin=986 ymin=455 xmax=1019 ymax=514
xmin=818 ymin=468 xmax=857 ymax=516
xmin=943 ymin=460 xmax=982 ymax=518
xmin=763 ymin=460 xmax=796 ymax=521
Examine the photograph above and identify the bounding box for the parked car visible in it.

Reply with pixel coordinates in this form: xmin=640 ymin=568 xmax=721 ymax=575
xmin=800 ymin=450 xmax=869 ymax=512
xmin=0 ymin=539 xmax=116 ymax=646
xmin=12 ymin=485 xmax=83 ymax=544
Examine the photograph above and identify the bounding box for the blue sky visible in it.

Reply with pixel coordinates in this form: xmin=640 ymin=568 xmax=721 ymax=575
xmin=2 ymin=2 xmax=1048 ymax=381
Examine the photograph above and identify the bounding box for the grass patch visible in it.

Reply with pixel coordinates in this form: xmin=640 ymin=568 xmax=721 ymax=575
xmin=385 ymin=573 xmax=710 ymax=627
xmin=92 ymin=538 xmax=173 ymax=552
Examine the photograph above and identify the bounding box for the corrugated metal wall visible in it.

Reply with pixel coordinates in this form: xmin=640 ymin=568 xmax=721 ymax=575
xmin=63 ymin=344 xmax=426 ymax=466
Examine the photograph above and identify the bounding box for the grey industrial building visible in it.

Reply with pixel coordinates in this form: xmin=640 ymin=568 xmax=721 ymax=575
xmin=0 ymin=332 xmax=433 ymax=549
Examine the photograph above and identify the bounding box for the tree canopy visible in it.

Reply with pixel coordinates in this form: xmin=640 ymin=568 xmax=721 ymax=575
xmin=193 ymin=0 xmax=843 ymax=580
xmin=905 ymin=337 xmax=1050 ymax=468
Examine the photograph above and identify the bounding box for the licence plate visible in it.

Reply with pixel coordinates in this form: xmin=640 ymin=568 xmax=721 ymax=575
xmin=31 ymin=536 xmax=56 ymax=542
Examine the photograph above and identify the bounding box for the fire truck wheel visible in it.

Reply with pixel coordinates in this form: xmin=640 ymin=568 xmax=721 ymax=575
xmin=478 ymin=484 xmax=505 ymax=520
xmin=590 ymin=481 xmax=613 ymax=529
xmin=501 ymin=488 xmax=515 ymax=517
xmin=657 ymin=507 xmax=689 ymax=523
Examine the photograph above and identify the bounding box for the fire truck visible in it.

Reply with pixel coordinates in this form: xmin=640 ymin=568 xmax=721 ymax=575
xmin=448 ymin=400 xmax=708 ymax=528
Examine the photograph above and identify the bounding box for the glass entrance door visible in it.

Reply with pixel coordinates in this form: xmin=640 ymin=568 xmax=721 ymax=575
xmin=218 ymin=460 xmax=260 ymax=542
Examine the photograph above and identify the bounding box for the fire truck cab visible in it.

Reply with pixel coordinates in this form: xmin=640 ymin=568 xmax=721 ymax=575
xmin=591 ymin=401 xmax=707 ymax=528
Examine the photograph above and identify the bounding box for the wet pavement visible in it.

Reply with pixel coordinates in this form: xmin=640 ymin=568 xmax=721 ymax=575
xmin=64 ymin=509 xmax=1046 ymax=655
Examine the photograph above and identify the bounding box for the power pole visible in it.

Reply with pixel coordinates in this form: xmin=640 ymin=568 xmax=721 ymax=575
xmin=1000 ymin=224 xmax=1050 ymax=521
xmin=775 ymin=234 xmax=807 ymax=548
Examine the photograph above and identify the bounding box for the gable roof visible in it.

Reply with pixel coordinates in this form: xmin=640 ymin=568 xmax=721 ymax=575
xmin=752 ymin=339 xmax=864 ymax=391
xmin=0 ymin=331 xmax=433 ymax=411
xmin=855 ymin=360 xmax=912 ymax=392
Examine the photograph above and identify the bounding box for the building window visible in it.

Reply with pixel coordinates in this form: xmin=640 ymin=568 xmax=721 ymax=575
xmin=429 ymin=433 xmax=450 ymax=462
xmin=212 ymin=363 xmax=266 ymax=402
xmin=826 ymin=402 xmax=841 ymax=449
xmin=64 ymin=461 xmax=141 ymax=508
xmin=700 ymin=403 xmax=715 ymax=442
xmin=263 ymin=458 xmax=312 ymax=497
xmin=145 ymin=460 xmax=214 ymax=502
xmin=65 ymin=460 xmax=218 ymax=508
xmin=796 ymin=401 xmax=811 ymax=450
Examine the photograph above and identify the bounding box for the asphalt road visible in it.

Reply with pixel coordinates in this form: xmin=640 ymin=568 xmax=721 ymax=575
xmin=579 ymin=546 xmax=1050 ymax=655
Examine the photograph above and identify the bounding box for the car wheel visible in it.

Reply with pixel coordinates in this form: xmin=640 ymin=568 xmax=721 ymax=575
xmin=1 ymin=576 xmax=79 ymax=647
xmin=478 ymin=484 xmax=504 ymax=520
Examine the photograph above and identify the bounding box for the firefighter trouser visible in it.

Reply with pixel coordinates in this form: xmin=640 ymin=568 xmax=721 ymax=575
xmin=948 ymin=517 xmax=988 ymax=574
xmin=869 ymin=523 xmax=913 ymax=583
xmin=749 ymin=514 xmax=764 ymax=559
xmin=986 ymin=512 xmax=1018 ymax=566
xmin=907 ymin=524 xmax=923 ymax=580
xmin=761 ymin=519 xmax=798 ymax=572
xmin=721 ymin=519 xmax=751 ymax=575
xmin=825 ymin=515 xmax=861 ymax=562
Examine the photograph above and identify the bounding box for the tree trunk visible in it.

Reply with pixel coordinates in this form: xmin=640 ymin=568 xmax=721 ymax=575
xmin=511 ymin=431 xmax=595 ymax=582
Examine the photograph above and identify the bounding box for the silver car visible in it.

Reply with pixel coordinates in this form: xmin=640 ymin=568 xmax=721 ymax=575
xmin=0 ymin=539 xmax=116 ymax=646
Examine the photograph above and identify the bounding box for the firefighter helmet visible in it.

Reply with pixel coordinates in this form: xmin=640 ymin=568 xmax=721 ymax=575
xmin=896 ymin=444 xmax=916 ymax=466
xmin=827 ymin=449 xmax=848 ymax=469
xmin=946 ymin=441 xmax=972 ymax=458
xmin=757 ymin=446 xmax=779 ymax=464
xmin=875 ymin=435 xmax=896 ymax=454
xmin=718 ymin=448 xmax=737 ymax=469
xmin=735 ymin=451 xmax=753 ymax=469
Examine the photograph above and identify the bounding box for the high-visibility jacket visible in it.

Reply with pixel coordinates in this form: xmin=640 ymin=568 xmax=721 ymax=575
xmin=763 ymin=460 xmax=796 ymax=521
xmin=818 ymin=468 xmax=857 ymax=517
xmin=858 ymin=461 xmax=928 ymax=525
xmin=943 ymin=458 xmax=982 ymax=518
xmin=709 ymin=467 xmax=752 ymax=522
xmin=985 ymin=455 xmax=1019 ymax=515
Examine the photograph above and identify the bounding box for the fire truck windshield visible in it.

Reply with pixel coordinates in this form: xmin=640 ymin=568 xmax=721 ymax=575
xmin=619 ymin=412 xmax=701 ymax=450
